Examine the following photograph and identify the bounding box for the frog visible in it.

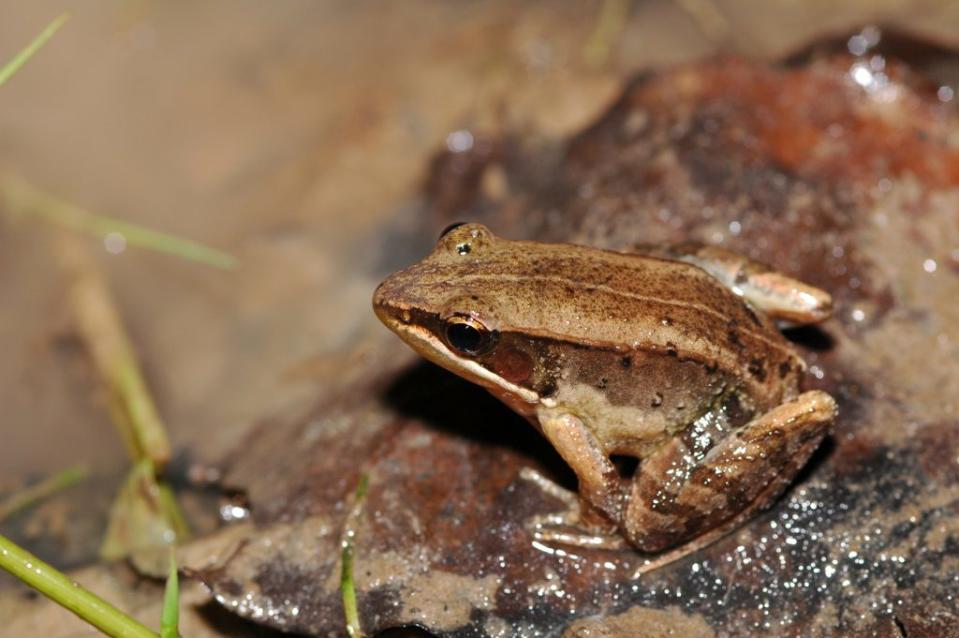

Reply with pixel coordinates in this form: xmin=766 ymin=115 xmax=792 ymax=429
xmin=372 ymin=222 xmax=837 ymax=555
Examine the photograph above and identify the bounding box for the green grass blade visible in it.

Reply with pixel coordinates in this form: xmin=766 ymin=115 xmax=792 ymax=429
xmin=583 ymin=0 xmax=629 ymax=68
xmin=0 ymin=534 xmax=158 ymax=638
xmin=353 ymin=473 xmax=369 ymax=502
xmin=0 ymin=13 xmax=70 ymax=87
xmin=341 ymin=473 xmax=369 ymax=638
xmin=160 ymin=550 xmax=180 ymax=638
xmin=2 ymin=175 xmax=238 ymax=270
xmin=0 ymin=465 xmax=87 ymax=522
xmin=341 ymin=541 xmax=360 ymax=637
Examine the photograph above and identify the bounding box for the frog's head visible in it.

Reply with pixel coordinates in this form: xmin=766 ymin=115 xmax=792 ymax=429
xmin=372 ymin=223 xmax=545 ymax=416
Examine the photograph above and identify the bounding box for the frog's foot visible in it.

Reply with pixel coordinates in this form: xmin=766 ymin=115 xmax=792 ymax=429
xmin=520 ymin=468 xmax=629 ymax=551
xmin=658 ymin=243 xmax=833 ymax=325
xmin=623 ymin=390 xmax=836 ymax=554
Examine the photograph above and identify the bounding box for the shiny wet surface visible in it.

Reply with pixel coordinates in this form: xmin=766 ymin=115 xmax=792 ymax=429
xmin=4 ymin=3 xmax=959 ymax=637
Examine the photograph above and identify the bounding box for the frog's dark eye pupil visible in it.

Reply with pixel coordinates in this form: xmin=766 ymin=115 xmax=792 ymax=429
xmin=447 ymin=322 xmax=482 ymax=354
xmin=445 ymin=318 xmax=491 ymax=356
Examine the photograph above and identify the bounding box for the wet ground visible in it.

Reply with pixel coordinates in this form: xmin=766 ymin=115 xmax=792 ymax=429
xmin=3 ymin=2 xmax=959 ymax=637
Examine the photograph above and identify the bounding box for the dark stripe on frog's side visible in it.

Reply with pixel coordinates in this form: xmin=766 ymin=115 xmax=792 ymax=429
xmin=404 ymin=283 xmax=797 ymax=401
xmin=476 ymin=331 xmax=800 ymax=457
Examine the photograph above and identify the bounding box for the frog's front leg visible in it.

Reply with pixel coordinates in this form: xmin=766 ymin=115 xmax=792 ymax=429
xmin=536 ymin=408 xmax=626 ymax=524
xmin=623 ymin=390 xmax=836 ymax=553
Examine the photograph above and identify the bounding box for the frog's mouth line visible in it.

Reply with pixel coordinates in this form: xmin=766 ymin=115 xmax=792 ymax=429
xmin=381 ymin=315 xmax=541 ymax=413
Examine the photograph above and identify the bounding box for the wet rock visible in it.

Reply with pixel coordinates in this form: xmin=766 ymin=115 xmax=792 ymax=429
xmin=563 ymin=605 xmax=714 ymax=638
xmin=197 ymin=43 xmax=959 ymax=637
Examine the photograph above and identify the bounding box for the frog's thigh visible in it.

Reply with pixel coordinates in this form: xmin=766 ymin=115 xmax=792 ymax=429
xmin=623 ymin=390 xmax=836 ymax=553
xmin=671 ymin=244 xmax=833 ymax=324
xmin=537 ymin=409 xmax=624 ymax=522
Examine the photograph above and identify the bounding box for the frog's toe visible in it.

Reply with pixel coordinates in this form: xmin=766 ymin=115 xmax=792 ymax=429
xmin=531 ymin=524 xmax=630 ymax=551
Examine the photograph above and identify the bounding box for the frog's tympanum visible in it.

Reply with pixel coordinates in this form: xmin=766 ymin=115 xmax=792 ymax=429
xmin=373 ymin=223 xmax=837 ymax=554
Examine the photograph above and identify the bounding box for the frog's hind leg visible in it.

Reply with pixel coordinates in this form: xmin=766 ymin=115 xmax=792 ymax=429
xmin=630 ymin=464 xmax=813 ymax=576
xmin=658 ymin=243 xmax=833 ymax=325
xmin=622 ymin=390 xmax=836 ymax=556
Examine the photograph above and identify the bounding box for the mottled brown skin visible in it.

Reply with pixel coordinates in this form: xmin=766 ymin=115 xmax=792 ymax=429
xmin=373 ymin=224 xmax=837 ymax=553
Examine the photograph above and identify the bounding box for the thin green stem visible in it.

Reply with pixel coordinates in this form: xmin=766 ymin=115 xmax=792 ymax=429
xmin=341 ymin=542 xmax=360 ymax=637
xmin=160 ymin=550 xmax=180 ymax=638
xmin=0 ymin=12 xmax=70 ymax=87
xmin=59 ymin=235 xmax=172 ymax=469
xmin=0 ymin=465 xmax=87 ymax=522
xmin=341 ymin=473 xmax=369 ymax=638
xmin=583 ymin=0 xmax=630 ymax=68
xmin=0 ymin=534 xmax=158 ymax=638
xmin=2 ymin=175 xmax=237 ymax=270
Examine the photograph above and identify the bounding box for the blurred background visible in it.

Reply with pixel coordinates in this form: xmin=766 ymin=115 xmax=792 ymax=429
xmin=2 ymin=0 xmax=959 ymax=567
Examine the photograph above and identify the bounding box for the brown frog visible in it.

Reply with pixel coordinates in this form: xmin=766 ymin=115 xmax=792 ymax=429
xmin=373 ymin=223 xmax=837 ymax=555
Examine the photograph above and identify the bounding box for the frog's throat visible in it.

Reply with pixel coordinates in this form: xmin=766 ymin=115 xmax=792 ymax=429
xmin=387 ymin=321 xmax=541 ymax=411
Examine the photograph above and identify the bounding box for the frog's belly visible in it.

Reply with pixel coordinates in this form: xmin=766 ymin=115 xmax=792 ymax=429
xmin=549 ymin=349 xmax=756 ymax=457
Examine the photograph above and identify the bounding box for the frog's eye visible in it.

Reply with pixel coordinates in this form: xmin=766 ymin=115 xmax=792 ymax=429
xmin=444 ymin=316 xmax=495 ymax=356
xmin=436 ymin=222 xmax=493 ymax=256
xmin=438 ymin=222 xmax=467 ymax=241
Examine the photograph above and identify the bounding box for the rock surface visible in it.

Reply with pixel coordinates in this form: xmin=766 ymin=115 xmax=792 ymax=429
xmin=199 ymin=49 xmax=959 ymax=637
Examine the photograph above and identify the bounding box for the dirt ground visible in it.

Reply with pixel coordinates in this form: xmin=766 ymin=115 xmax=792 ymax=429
xmin=2 ymin=2 xmax=959 ymax=637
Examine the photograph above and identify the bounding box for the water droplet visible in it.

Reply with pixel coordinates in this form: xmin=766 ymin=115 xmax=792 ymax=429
xmin=851 ymin=64 xmax=873 ymax=88
xmin=103 ymin=231 xmax=126 ymax=254
xmin=847 ymin=35 xmax=869 ymax=56
xmin=445 ymin=129 xmax=474 ymax=153
xmin=923 ymin=258 xmax=937 ymax=273
xmin=220 ymin=502 xmax=251 ymax=523
xmin=846 ymin=25 xmax=881 ymax=56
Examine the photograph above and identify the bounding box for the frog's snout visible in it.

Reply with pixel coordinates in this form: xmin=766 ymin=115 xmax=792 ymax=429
xmin=371 ymin=271 xmax=418 ymax=331
xmin=371 ymin=277 xmax=398 ymax=325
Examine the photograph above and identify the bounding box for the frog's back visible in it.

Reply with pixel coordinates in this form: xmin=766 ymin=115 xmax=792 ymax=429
xmin=378 ymin=227 xmax=805 ymax=404
xmin=515 ymin=242 xmax=768 ymax=345
xmin=426 ymin=236 xmax=802 ymax=402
